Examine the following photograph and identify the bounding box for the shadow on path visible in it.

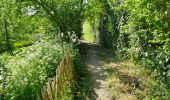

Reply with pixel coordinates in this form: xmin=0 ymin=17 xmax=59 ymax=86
xmin=80 ymin=42 xmax=113 ymax=100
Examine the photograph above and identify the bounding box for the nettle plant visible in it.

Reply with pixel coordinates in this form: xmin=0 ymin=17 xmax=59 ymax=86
xmin=0 ymin=36 xmax=72 ymax=99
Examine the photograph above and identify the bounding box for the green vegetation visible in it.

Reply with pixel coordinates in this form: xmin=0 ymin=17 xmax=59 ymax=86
xmin=83 ymin=20 xmax=97 ymax=42
xmin=0 ymin=0 xmax=170 ymax=99
xmin=0 ymin=36 xmax=78 ymax=99
xmin=111 ymin=1 xmax=170 ymax=95
xmin=2 ymin=37 xmax=62 ymax=99
xmin=83 ymin=0 xmax=170 ymax=99
xmin=0 ymin=0 xmax=83 ymax=99
xmin=106 ymin=60 xmax=169 ymax=99
xmin=97 ymin=50 xmax=169 ymax=99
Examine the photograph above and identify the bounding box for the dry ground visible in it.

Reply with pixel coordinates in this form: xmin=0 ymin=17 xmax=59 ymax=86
xmin=79 ymin=42 xmax=168 ymax=100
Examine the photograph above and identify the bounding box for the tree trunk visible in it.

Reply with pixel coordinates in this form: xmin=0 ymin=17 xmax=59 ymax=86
xmin=4 ymin=18 xmax=11 ymax=51
xmin=98 ymin=13 xmax=108 ymax=47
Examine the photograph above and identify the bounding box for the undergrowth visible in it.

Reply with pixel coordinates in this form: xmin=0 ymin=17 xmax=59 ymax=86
xmin=97 ymin=50 xmax=170 ymax=100
xmin=0 ymin=35 xmax=78 ymax=100
xmin=74 ymin=43 xmax=91 ymax=100
xmin=105 ymin=60 xmax=169 ymax=100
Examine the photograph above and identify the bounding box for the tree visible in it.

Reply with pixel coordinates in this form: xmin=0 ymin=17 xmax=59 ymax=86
xmin=25 ymin=0 xmax=84 ymax=41
xmin=0 ymin=0 xmax=12 ymax=52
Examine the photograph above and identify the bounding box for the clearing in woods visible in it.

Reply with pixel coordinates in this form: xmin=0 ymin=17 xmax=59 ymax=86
xmin=80 ymin=42 xmax=158 ymax=100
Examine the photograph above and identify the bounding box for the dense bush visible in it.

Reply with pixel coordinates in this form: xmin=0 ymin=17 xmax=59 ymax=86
xmin=0 ymin=36 xmax=78 ymax=99
xmin=83 ymin=0 xmax=170 ymax=82
xmin=85 ymin=0 xmax=170 ymax=98
xmin=113 ymin=0 xmax=170 ymax=82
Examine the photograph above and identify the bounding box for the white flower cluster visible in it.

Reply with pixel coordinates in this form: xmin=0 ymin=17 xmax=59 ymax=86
xmin=68 ymin=31 xmax=81 ymax=44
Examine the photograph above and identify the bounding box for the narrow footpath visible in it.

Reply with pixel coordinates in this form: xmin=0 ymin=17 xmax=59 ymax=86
xmin=81 ymin=42 xmax=113 ymax=100
xmin=79 ymin=42 xmax=164 ymax=100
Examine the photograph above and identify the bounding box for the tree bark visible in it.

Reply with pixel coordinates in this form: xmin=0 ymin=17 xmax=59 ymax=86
xmin=4 ymin=18 xmax=11 ymax=51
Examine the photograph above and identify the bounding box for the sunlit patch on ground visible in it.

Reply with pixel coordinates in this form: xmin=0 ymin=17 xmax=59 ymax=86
xmin=98 ymin=53 xmax=168 ymax=100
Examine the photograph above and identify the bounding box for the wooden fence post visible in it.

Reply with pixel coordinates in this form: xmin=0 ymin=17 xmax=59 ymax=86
xmin=37 ymin=50 xmax=75 ymax=100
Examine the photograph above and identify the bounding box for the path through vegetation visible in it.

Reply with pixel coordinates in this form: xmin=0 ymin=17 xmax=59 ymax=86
xmin=80 ymin=42 xmax=167 ymax=100
xmin=81 ymin=42 xmax=113 ymax=100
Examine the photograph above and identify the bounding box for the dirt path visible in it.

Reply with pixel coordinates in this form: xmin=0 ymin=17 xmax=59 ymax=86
xmin=79 ymin=42 xmax=168 ymax=100
xmin=81 ymin=42 xmax=113 ymax=100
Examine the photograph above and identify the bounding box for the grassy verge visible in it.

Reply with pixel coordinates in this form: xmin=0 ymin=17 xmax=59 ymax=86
xmin=98 ymin=52 xmax=169 ymax=100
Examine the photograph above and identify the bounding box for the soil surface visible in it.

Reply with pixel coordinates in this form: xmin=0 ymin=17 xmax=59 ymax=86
xmin=81 ymin=42 xmax=113 ymax=100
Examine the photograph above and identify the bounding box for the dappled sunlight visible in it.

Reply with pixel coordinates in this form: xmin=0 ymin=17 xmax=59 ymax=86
xmin=81 ymin=43 xmax=113 ymax=100
xmin=103 ymin=60 xmax=163 ymax=99
xmin=1 ymin=0 xmax=170 ymax=99
xmin=80 ymin=42 xmax=160 ymax=100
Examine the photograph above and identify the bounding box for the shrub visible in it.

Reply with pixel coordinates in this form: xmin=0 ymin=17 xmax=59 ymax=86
xmin=13 ymin=41 xmax=34 ymax=49
xmin=0 ymin=36 xmax=77 ymax=99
